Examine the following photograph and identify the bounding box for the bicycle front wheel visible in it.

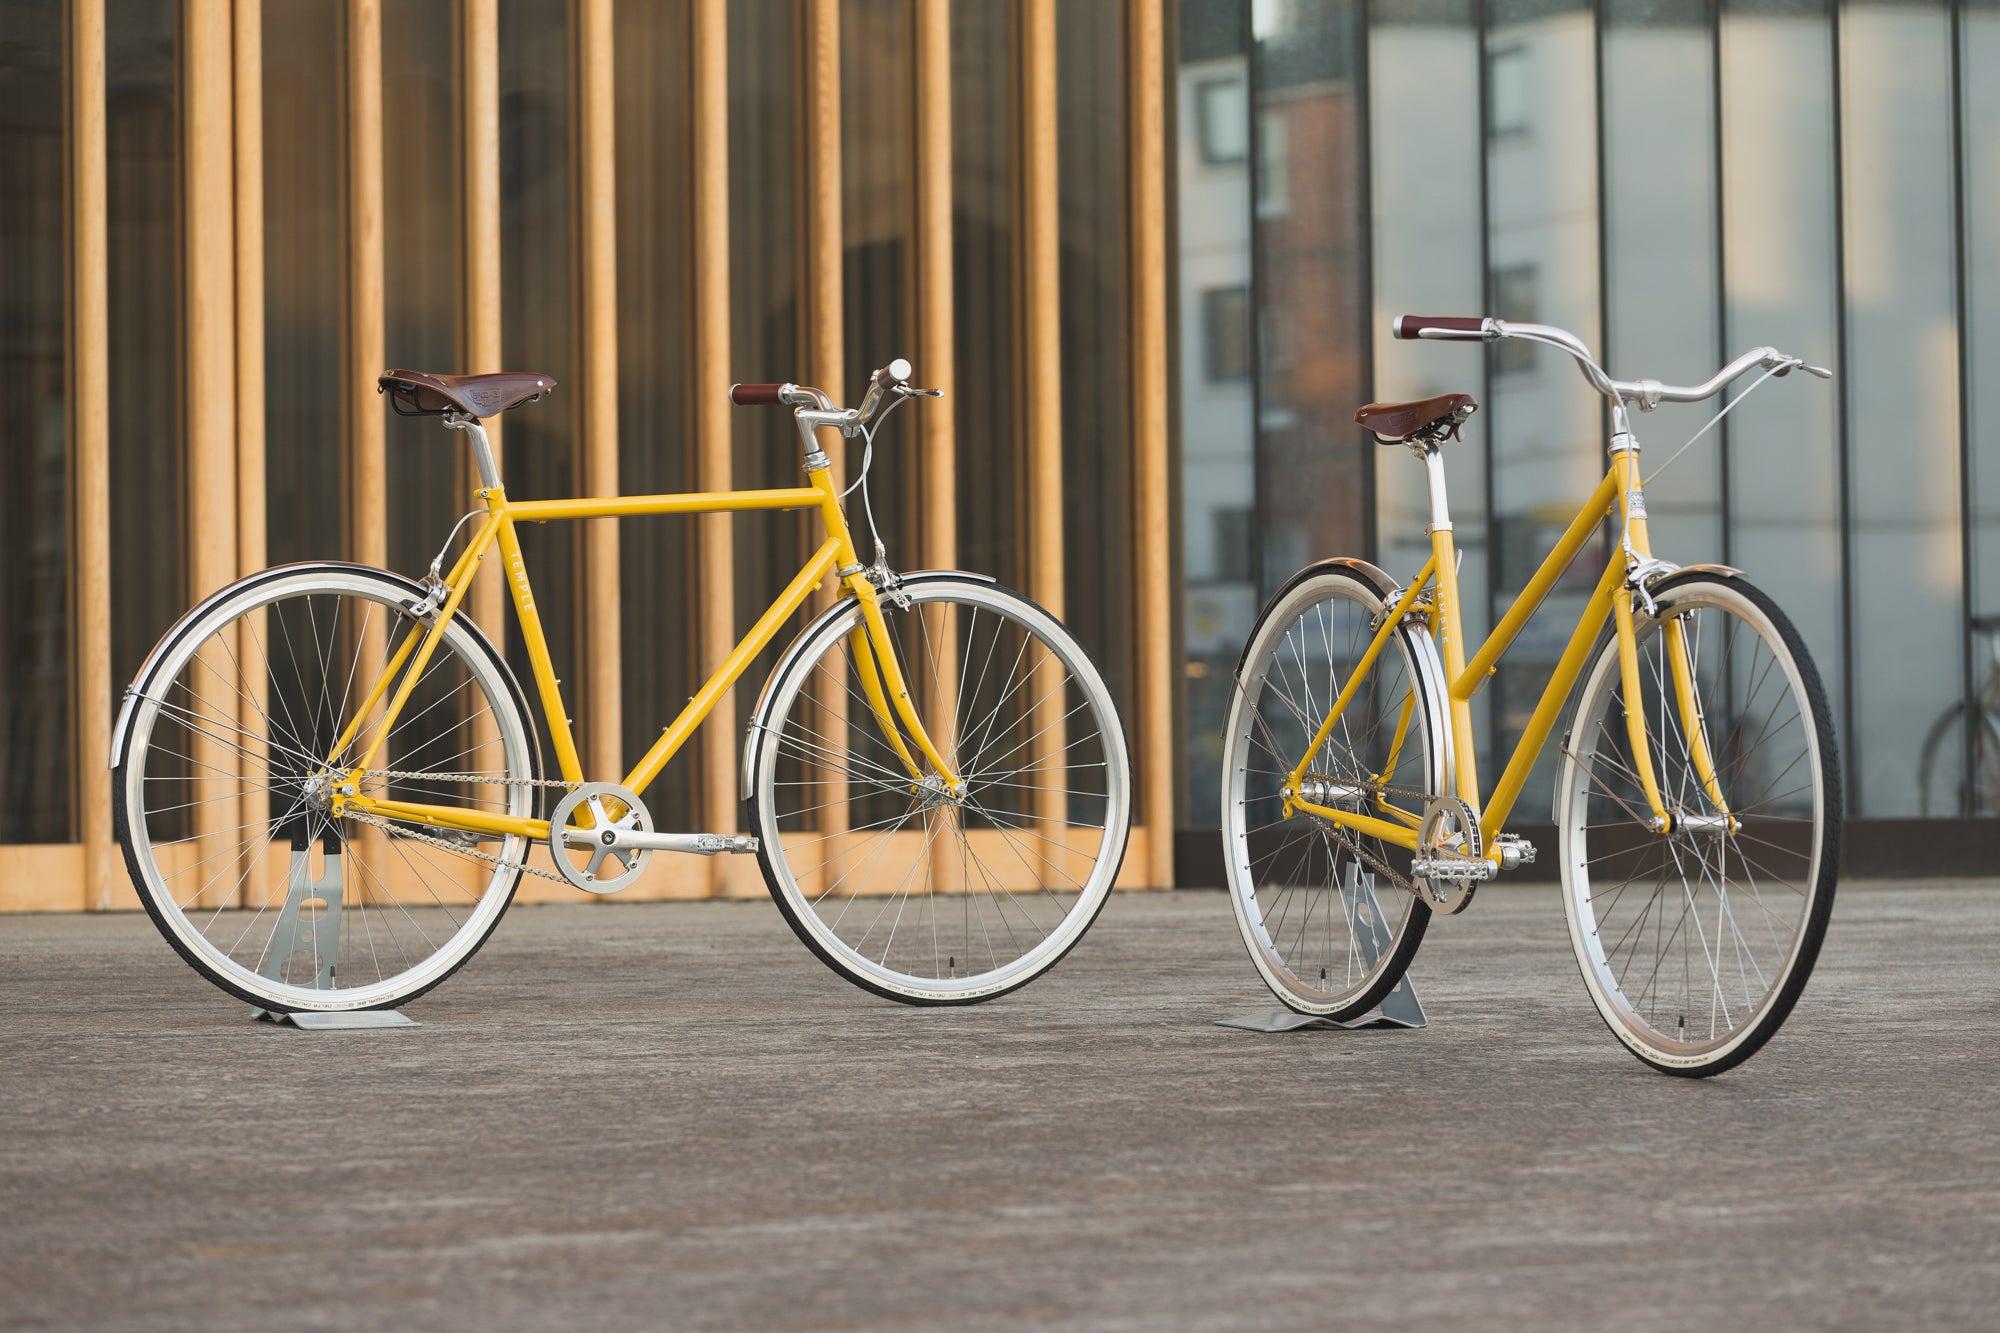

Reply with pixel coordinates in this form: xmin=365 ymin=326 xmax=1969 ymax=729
xmin=1220 ymin=560 xmax=1447 ymax=1019
xmin=114 ymin=564 xmax=539 ymax=1012
xmin=1556 ymin=571 xmax=1840 ymax=1075
xmin=747 ymin=574 xmax=1131 ymax=1003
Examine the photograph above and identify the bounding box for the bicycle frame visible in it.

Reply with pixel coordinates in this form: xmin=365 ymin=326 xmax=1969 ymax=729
xmin=324 ymin=424 xmax=958 ymax=843
xmin=1282 ymin=439 xmax=1727 ymax=861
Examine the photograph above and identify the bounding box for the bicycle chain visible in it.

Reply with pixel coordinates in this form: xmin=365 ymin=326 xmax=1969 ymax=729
xmin=340 ymin=807 xmax=569 ymax=883
xmin=1286 ymin=774 xmax=1435 ymax=897
xmin=343 ymin=769 xmax=578 ymax=883
xmin=368 ymin=769 xmax=578 ymax=790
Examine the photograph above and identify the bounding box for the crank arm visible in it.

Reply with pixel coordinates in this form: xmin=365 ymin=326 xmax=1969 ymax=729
xmin=559 ymin=828 xmax=760 ymax=857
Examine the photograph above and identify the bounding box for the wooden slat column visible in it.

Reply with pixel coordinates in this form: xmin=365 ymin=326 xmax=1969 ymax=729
xmin=183 ymin=0 xmax=240 ymax=904
xmin=916 ymin=0 xmax=955 ymax=575
xmin=915 ymin=0 xmax=961 ymax=890
xmin=691 ymin=0 xmax=740 ymax=896
xmin=71 ymin=0 xmax=113 ymax=910
xmin=1020 ymin=0 xmax=1067 ymax=831
xmin=578 ymin=0 xmax=622 ymax=788
xmin=801 ymin=0 xmax=848 ymax=901
xmin=456 ymin=0 xmax=506 ymax=893
xmin=234 ymin=0 xmax=264 ymax=592
xmin=232 ymin=0 xmax=272 ymax=904
xmin=1127 ymin=0 xmax=1172 ymax=886
xmin=345 ymin=0 xmax=389 ymax=886
xmin=461 ymin=0 xmax=504 ymax=638
xmin=346 ymin=2 xmax=386 ymax=577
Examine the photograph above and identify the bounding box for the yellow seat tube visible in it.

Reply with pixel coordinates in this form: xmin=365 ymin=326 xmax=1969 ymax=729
xmin=1429 ymin=526 xmax=1481 ymax=811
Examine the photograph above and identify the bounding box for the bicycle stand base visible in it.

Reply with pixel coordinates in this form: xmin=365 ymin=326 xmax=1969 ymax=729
xmin=1215 ymin=976 xmax=1426 ymax=1033
xmin=253 ymin=1008 xmax=419 ymax=1030
xmin=1214 ymin=863 xmax=1428 ymax=1033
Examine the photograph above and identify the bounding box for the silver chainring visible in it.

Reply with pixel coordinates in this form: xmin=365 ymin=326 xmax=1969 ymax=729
xmin=547 ymin=782 xmax=653 ymax=894
xmin=1413 ymin=796 xmax=1490 ymax=915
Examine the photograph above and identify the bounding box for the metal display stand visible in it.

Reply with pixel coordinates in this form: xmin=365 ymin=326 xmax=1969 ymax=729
xmin=255 ymin=1009 xmax=418 ymax=1030
xmin=248 ymin=827 xmax=418 ymax=1030
xmin=1216 ymin=863 xmax=1428 ymax=1032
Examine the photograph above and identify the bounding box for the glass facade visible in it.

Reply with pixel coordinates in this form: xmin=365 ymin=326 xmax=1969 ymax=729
xmin=1176 ymin=0 xmax=2000 ymax=827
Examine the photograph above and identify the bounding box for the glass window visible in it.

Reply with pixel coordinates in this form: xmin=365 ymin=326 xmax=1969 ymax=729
xmin=1250 ymin=0 xmax=1371 ymax=602
xmin=262 ymin=1 xmax=343 ymax=569
xmin=1487 ymin=43 xmax=1529 ymax=137
xmin=0 ymin=1 xmax=70 ymax=841
xmin=614 ymin=1 xmax=698 ymax=827
xmin=1718 ymin=0 xmax=1845 ymax=805
xmin=1058 ymin=0 xmax=1138 ymax=763
xmin=953 ymin=0 xmax=1025 ymax=591
xmin=500 ymin=0 xmax=579 ymax=783
xmin=1840 ymin=0 xmax=1961 ymax=816
xmin=841 ymin=0 xmax=917 ymax=556
xmin=1369 ymin=0 xmax=1490 ymax=784
xmin=107 ymin=0 xmax=184 ymax=703
xmin=1963 ymin=0 xmax=2000 ymax=814
xmin=1602 ymin=0 xmax=1722 ymax=562
xmin=1202 ymin=286 xmax=1252 ymax=381
xmin=383 ymin=0 xmax=462 ymax=579
xmin=1484 ymin=0 xmax=1600 ymax=818
xmin=1195 ymin=76 xmax=1250 ymax=163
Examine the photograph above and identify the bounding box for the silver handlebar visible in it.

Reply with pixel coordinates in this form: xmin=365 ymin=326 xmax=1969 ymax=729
xmin=1478 ymin=318 xmax=1830 ymax=412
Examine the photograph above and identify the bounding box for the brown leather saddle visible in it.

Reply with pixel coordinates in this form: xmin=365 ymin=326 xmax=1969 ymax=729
xmin=379 ymin=369 xmax=556 ymax=419
xmin=1354 ymin=392 xmax=1477 ymax=443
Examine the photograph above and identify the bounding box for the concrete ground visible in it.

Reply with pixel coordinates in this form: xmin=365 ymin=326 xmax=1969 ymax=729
xmin=3 ymin=881 xmax=1997 ymax=1331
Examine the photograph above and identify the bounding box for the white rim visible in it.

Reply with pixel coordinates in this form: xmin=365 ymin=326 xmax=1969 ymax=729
xmin=1220 ymin=570 xmax=1447 ymax=1015
xmin=754 ymin=580 xmax=1130 ymax=1000
xmin=120 ymin=569 xmax=534 ymax=1011
xmin=1557 ymin=580 xmax=1826 ymax=1068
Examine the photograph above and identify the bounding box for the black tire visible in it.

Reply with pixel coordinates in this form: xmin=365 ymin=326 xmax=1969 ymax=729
xmin=113 ymin=563 xmax=541 ymax=1013
xmin=1220 ymin=559 xmax=1448 ymax=1019
xmin=746 ymin=574 xmax=1131 ymax=1004
xmin=1556 ymin=571 xmax=1840 ymax=1076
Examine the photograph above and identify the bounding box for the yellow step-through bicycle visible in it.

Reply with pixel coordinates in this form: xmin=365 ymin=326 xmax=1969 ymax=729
xmin=115 ymin=360 xmax=1130 ymax=1012
xmin=1221 ymin=315 xmax=1841 ymax=1076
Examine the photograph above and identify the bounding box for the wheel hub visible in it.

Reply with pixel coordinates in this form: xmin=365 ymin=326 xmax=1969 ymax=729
xmin=301 ymin=773 xmax=335 ymax=815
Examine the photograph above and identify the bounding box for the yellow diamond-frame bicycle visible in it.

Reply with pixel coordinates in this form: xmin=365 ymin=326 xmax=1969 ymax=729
xmin=114 ymin=360 xmax=1130 ymax=1013
xmin=1221 ymin=315 xmax=1841 ymax=1076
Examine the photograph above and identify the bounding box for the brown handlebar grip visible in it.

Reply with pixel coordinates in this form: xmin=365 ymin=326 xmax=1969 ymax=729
xmin=1392 ymin=315 xmax=1489 ymax=341
xmin=729 ymin=382 xmax=784 ymax=406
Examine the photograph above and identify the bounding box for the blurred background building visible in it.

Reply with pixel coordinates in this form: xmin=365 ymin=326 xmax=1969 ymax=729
xmin=0 ymin=0 xmax=1993 ymax=910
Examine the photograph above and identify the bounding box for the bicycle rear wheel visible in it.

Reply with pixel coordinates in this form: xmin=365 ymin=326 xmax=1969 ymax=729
xmin=1556 ymin=571 xmax=1840 ymax=1075
xmin=114 ymin=564 xmax=538 ymax=1012
xmin=1220 ymin=561 xmax=1447 ymax=1019
xmin=747 ymin=574 xmax=1131 ymax=1003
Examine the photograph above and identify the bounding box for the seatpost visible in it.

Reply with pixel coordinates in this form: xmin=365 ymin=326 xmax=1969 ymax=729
xmin=443 ymin=411 xmax=502 ymax=490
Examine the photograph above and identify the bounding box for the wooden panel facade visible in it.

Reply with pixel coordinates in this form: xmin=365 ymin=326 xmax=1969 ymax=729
xmin=9 ymin=0 xmax=1177 ymax=911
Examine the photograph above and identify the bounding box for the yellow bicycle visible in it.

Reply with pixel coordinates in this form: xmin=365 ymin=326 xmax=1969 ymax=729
xmin=115 ymin=360 xmax=1130 ymax=1012
xmin=1221 ymin=315 xmax=1840 ymax=1075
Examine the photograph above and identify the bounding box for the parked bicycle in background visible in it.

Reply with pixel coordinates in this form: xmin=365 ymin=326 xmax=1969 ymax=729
xmin=1221 ymin=314 xmax=1841 ymax=1076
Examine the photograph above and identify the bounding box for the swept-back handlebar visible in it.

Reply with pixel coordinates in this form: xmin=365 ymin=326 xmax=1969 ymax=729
xmin=1392 ymin=314 xmax=1830 ymax=411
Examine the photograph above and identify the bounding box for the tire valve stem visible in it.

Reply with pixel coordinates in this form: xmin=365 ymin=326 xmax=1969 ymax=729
xmin=1320 ymin=967 xmax=1328 ymax=983
xmin=949 ymin=956 xmax=956 ymax=977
